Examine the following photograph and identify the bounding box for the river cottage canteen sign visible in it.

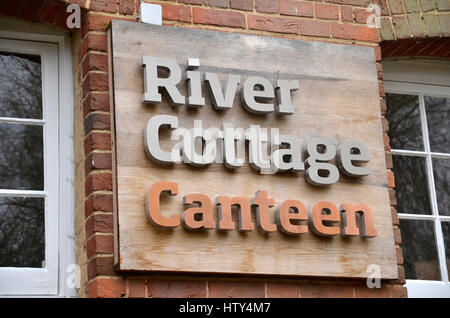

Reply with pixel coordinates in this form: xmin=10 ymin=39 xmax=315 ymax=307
xmin=108 ymin=21 xmax=397 ymax=278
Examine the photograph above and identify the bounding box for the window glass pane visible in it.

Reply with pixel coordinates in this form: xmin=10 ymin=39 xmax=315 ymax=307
xmin=386 ymin=93 xmax=423 ymax=151
xmin=0 ymin=197 xmax=45 ymax=268
xmin=424 ymin=96 xmax=450 ymax=153
xmin=433 ymin=158 xmax=449 ymax=216
xmin=0 ymin=123 xmax=44 ymax=190
xmin=0 ymin=52 xmax=42 ymax=119
xmin=393 ymin=155 xmax=431 ymax=214
xmin=442 ymin=222 xmax=450 ymax=278
xmin=401 ymin=219 xmax=440 ymax=280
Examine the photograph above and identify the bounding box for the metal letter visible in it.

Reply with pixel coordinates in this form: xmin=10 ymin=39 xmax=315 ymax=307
xmin=305 ymin=137 xmax=339 ymax=186
xmin=182 ymin=193 xmax=215 ymax=230
xmin=144 ymin=115 xmax=180 ymax=164
xmin=204 ymin=72 xmax=240 ymax=110
xmin=241 ymin=76 xmax=274 ymax=114
xmin=340 ymin=203 xmax=377 ymax=237
xmin=275 ymin=79 xmax=299 ymax=114
xmin=276 ymin=200 xmax=308 ymax=235
xmin=308 ymin=201 xmax=340 ymax=236
xmin=216 ymin=196 xmax=254 ymax=231
xmin=337 ymin=141 xmax=371 ymax=177
xmin=186 ymin=58 xmax=205 ymax=107
xmin=222 ymin=123 xmax=244 ymax=169
xmin=251 ymin=190 xmax=277 ymax=233
xmin=145 ymin=181 xmax=180 ymax=228
xmin=142 ymin=56 xmax=185 ymax=106
xmin=271 ymin=134 xmax=305 ymax=172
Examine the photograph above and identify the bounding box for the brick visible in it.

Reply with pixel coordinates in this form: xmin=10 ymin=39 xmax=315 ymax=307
xmin=407 ymin=13 xmax=426 ymax=38
xmin=391 ymin=207 xmax=399 ymax=225
xmin=379 ymin=80 xmax=385 ymax=97
xmin=161 ymin=3 xmax=191 ymax=23
xmin=391 ymin=285 xmax=407 ymax=298
xmin=299 ymin=284 xmax=354 ymax=298
xmin=392 ymin=16 xmax=411 ymax=39
xmin=404 ymin=0 xmax=420 ymax=12
xmin=87 ymin=234 xmax=114 ymax=257
xmin=396 ymin=247 xmax=404 ymax=265
xmin=87 ymin=256 xmax=116 ymax=280
xmin=119 ymin=0 xmax=134 ymax=15
xmin=423 ymin=14 xmax=441 ymax=37
xmin=389 ymin=188 xmax=397 ymax=206
xmin=266 ymin=283 xmax=299 ymax=298
xmin=325 ymin=0 xmax=370 ymax=6
xmin=85 ymin=152 xmax=113 ymax=174
xmin=204 ymin=0 xmax=229 ymax=8
xmin=38 ymin=0 xmax=66 ymax=25
xmin=81 ymin=13 xmax=134 ymax=39
xmin=354 ymin=8 xmax=371 ymax=24
xmin=280 ymin=0 xmax=313 ymax=17
xmin=193 ymin=8 xmax=245 ymax=28
xmin=1 ymin=0 xmax=22 ymax=16
xmin=374 ymin=0 xmax=390 ymax=15
xmin=331 ymin=23 xmax=380 ymax=42
xmin=420 ymin=0 xmax=435 ymax=11
xmin=380 ymin=17 xmax=396 ymax=41
xmin=148 ymin=280 xmax=206 ymax=298
xmin=255 ymin=0 xmax=279 ymax=13
xmin=396 ymin=266 xmax=406 ymax=285
xmin=374 ymin=46 xmax=382 ymax=61
xmin=80 ymin=34 xmax=108 ymax=61
xmin=316 ymin=3 xmax=339 ymax=20
xmin=387 ymin=170 xmax=396 ymax=189
xmin=438 ymin=15 xmax=450 ymax=37
xmin=18 ymin=0 xmax=45 ymax=21
xmin=388 ymin=0 xmax=405 ymax=14
xmin=209 ymin=281 xmax=265 ymax=298
xmin=82 ymin=53 xmax=108 ymax=78
xmin=82 ymin=73 xmax=109 ymax=97
xmin=341 ymin=6 xmax=353 ymax=22
xmin=179 ymin=0 xmax=202 ymax=4
xmin=86 ymin=213 xmax=114 ymax=237
xmin=230 ymin=0 xmax=253 ymax=11
xmin=354 ymin=284 xmax=392 ymax=298
xmin=437 ymin=0 xmax=450 ymax=10
xmin=377 ymin=63 xmax=383 ymax=80
xmin=248 ymin=15 xmax=299 ymax=34
xmin=90 ymin=0 xmax=117 ymax=13
xmin=85 ymin=173 xmax=113 ymax=194
xmin=84 ymin=132 xmax=112 ymax=154
xmin=128 ymin=280 xmax=146 ymax=298
xmin=385 ymin=153 xmax=393 ymax=169
xmin=88 ymin=278 xmax=126 ymax=298
xmin=85 ymin=194 xmax=114 ymax=216
xmin=84 ymin=113 xmax=111 ymax=134
xmin=83 ymin=92 xmax=110 ymax=114
xmin=300 ymin=20 xmax=330 ymax=37
xmin=393 ymin=227 xmax=402 ymax=245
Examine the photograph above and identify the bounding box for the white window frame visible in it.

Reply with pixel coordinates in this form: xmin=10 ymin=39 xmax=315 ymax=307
xmin=0 ymin=21 xmax=75 ymax=297
xmin=384 ymin=59 xmax=450 ymax=298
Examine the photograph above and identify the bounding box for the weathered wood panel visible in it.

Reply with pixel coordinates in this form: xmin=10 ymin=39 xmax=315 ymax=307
xmin=109 ymin=20 xmax=397 ymax=279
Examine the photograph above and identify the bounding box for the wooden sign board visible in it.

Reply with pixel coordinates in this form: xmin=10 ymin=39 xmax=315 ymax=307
xmin=108 ymin=20 xmax=397 ymax=279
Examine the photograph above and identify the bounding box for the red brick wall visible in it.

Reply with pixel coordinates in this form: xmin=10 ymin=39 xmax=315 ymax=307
xmin=0 ymin=0 xmax=409 ymax=298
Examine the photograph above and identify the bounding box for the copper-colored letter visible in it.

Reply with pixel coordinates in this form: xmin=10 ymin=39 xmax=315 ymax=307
xmin=309 ymin=201 xmax=340 ymax=236
xmin=216 ymin=196 xmax=254 ymax=231
xmin=340 ymin=203 xmax=377 ymax=237
xmin=252 ymin=190 xmax=277 ymax=233
xmin=145 ymin=181 xmax=180 ymax=228
xmin=276 ymin=200 xmax=308 ymax=235
xmin=182 ymin=193 xmax=215 ymax=230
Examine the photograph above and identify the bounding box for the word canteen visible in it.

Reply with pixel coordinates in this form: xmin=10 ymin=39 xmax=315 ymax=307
xmin=146 ymin=181 xmax=377 ymax=237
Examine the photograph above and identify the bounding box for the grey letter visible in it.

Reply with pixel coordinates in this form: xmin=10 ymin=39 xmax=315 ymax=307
xmin=144 ymin=115 xmax=180 ymax=164
xmin=338 ymin=141 xmax=371 ymax=177
xmin=142 ymin=56 xmax=185 ymax=106
xmin=186 ymin=58 xmax=205 ymax=107
xmin=204 ymin=72 xmax=240 ymax=110
xmin=305 ymin=137 xmax=339 ymax=186
xmin=276 ymin=79 xmax=299 ymax=114
xmin=242 ymin=76 xmax=275 ymax=114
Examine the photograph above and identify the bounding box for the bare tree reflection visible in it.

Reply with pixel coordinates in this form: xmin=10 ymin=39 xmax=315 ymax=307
xmin=433 ymin=158 xmax=449 ymax=216
xmin=400 ymin=219 xmax=440 ymax=280
xmin=0 ymin=197 xmax=44 ymax=267
xmin=392 ymin=155 xmax=431 ymax=214
xmin=425 ymin=96 xmax=450 ymax=154
xmin=0 ymin=53 xmax=42 ymax=119
xmin=386 ymin=93 xmax=423 ymax=151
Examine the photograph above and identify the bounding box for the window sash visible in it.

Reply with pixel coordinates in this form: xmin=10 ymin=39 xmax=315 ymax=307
xmin=385 ymin=81 xmax=450 ymax=287
xmin=0 ymin=39 xmax=59 ymax=295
